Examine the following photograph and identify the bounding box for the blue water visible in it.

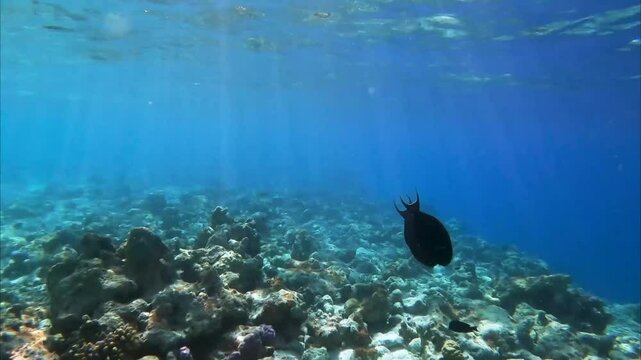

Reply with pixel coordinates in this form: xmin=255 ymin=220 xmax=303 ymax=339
xmin=1 ymin=0 xmax=639 ymax=302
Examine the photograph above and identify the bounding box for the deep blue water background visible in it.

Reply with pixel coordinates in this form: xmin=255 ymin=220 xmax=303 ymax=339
xmin=1 ymin=0 xmax=640 ymax=302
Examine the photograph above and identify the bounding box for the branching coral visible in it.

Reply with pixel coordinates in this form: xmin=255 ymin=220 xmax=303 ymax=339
xmin=62 ymin=324 xmax=141 ymax=360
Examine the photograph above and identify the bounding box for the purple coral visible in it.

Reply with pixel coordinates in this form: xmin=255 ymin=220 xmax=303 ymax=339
xmin=258 ymin=324 xmax=276 ymax=345
xmin=228 ymin=325 xmax=276 ymax=360
xmin=240 ymin=332 xmax=263 ymax=360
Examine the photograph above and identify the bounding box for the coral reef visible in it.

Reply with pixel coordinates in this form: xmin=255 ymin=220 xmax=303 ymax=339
xmin=0 ymin=185 xmax=638 ymax=360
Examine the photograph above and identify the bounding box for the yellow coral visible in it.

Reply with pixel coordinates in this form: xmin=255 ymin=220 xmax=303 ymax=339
xmin=441 ymin=339 xmax=466 ymax=360
xmin=9 ymin=329 xmax=56 ymax=360
xmin=323 ymin=266 xmax=348 ymax=285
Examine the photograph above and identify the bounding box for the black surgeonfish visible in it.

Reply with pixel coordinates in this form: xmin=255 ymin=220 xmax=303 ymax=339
xmin=448 ymin=320 xmax=477 ymax=333
xmin=395 ymin=193 xmax=453 ymax=267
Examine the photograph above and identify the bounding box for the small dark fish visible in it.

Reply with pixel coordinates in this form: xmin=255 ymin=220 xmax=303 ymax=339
xmin=395 ymin=192 xmax=453 ymax=267
xmin=448 ymin=320 xmax=477 ymax=333
xmin=43 ymin=25 xmax=75 ymax=32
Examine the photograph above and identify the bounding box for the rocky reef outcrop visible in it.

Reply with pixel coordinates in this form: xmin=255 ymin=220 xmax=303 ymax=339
xmin=46 ymin=257 xmax=137 ymax=333
xmin=497 ymin=273 xmax=612 ymax=334
xmin=120 ymin=227 xmax=175 ymax=297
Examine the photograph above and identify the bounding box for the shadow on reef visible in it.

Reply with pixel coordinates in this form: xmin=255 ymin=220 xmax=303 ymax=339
xmin=0 ymin=187 xmax=638 ymax=360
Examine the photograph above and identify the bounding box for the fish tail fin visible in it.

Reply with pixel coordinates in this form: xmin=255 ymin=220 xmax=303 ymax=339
xmin=394 ymin=200 xmax=407 ymax=218
xmin=400 ymin=194 xmax=420 ymax=212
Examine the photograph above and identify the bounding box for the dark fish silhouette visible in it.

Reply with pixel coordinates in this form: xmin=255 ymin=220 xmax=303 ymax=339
xmin=448 ymin=320 xmax=477 ymax=333
xmin=395 ymin=193 xmax=453 ymax=267
xmin=43 ymin=25 xmax=75 ymax=32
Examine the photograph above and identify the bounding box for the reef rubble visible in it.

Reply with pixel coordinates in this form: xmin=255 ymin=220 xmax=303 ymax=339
xmin=0 ymin=185 xmax=639 ymax=360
